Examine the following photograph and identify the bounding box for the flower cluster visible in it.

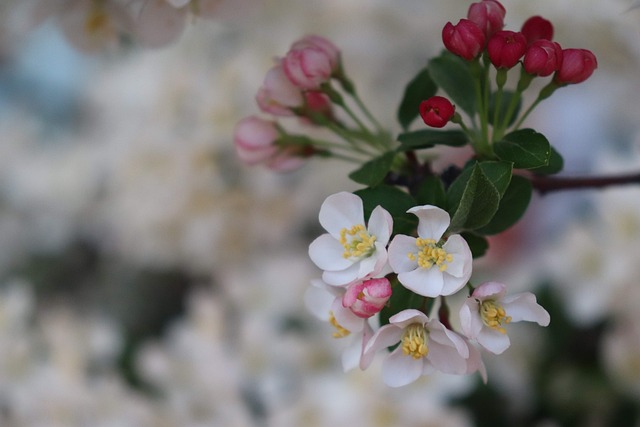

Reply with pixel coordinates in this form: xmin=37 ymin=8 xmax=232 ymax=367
xmin=234 ymin=35 xmax=393 ymax=171
xmin=29 ymin=0 xmax=235 ymax=52
xmin=306 ymin=192 xmax=549 ymax=386
xmin=234 ymin=0 xmax=603 ymax=387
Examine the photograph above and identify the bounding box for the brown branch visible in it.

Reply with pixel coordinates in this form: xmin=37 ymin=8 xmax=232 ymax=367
xmin=530 ymin=172 xmax=640 ymax=195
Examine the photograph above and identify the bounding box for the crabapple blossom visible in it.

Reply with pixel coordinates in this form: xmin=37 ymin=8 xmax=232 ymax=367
xmin=308 ymin=192 xmax=393 ymax=286
xmin=554 ymin=48 xmax=598 ymax=85
xmin=304 ymin=279 xmax=375 ymax=371
xmin=361 ymin=309 xmax=470 ymax=387
xmin=419 ymin=96 xmax=455 ymax=128
xmin=487 ymin=30 xmax=528 ymax=69
xmin=521 ymin=15 xmax=554 ymax=45
xmin=523 ymin=40 xmax=563 ymax=77
xmin=467 ymin=0 xmax=506 ymax=39
xmin=442 ymin=19 xmax=486 ymax=61
xmin=282 ymin=35 xmax=341 ymax=90
xmin=256 ymin=64 xmax=305 ymax=117
xmin=342 ymin=277 xmax=392 ymax=318
xmin=388 ymin=205 xmax=472 ymax=297
xmin=459 ymin=281 xmax=550 ymax=354
xmin=33 ymin=0 xmax=134 ymax=53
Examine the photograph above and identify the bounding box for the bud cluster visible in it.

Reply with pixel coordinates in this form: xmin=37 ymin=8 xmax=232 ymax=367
xmin=429 ymin=0 xmax=598 ymax=152
xmin=234 ymin=35 xmax=392 ymax=171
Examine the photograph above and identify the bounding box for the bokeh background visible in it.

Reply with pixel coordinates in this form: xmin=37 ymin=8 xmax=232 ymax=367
xmin=0 ymin=0 xmax=639 ymax=426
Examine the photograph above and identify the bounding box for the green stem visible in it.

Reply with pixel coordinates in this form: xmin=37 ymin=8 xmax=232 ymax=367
xmin=495 ymin=68 xmax=534 ymax=140
xmin=512 ymin=81 xmax=558 ymax=130
xmin=326 ymin=122 xmax=379 ymax=156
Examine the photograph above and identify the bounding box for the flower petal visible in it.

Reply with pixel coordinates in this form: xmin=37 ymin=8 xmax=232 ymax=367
xmin=426 ymin=335 xmax=469 ymax=374
xmin=409 ymin=205 xmax=450 ymax=241
xmin=303 ymin=284 xmax=335 ymax=321
xmin=341 ymin=334 xmax=363 ymax=372
xmin=308 ymin=234 xmax=352 ymax=271
xmin=389 ymin=309 xmax=429 ymax=329
xmin=472 ymin=281 xmax=507 ymax=300
xmin=332 ymin=298 xmax=364 ymax=333
xmin=388 ymin=235 xmax=418 ymax=274
xmin=367 ymin=205 xmax=393 ymax=245
xmin=477 ymin=327 xmax=511 ymax=354
xmin=442 ymin=234 xmax=472 ymax=278
xmin=318 ymin=192 xmax=364 ymax=237
xmin=398 ymin=267 xmax=444 ymax=297
xmin=362 ymin=324 xmax=403 ymax=369
xmin=459 ymin=298 xmax=483 ymax=339
xmin=322 ymin=263 xmax=360 ymax=286
xmin=382 ymin=349 xmax=423 ymax=387
xmin=503 ymin=292 xmax=550 ymax=326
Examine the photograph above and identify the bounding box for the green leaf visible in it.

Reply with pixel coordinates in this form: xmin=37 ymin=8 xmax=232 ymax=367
xmin=494 ymin=128 xmax=551 ymax=169
xmin=446 ymin=161 xmax=512 ymax=202
xmin=397 ymin=129 xmax=468 ymax=150
xmin=488 ymin=90 xmax=521 ymax=127
xmin=446 ymin=163 xmax=501 ymax=232
xmin=478 ymin=161 xmax=513 ymax=197
xmin=531 ymin=145 xmax=564 ymax=175
xmin=354 ymin=185 xmax=417 ymax=235
xmin=397 ymin=67 xmax=437 ymax=131
xmin=477 ymin=175 xmax=532 ymax=235
xmin=414 ymin=175 xmax=447 ymax=208
xmin=348 ymin=151 xmax=396 ymax=186
xmin=428 ymin=51 xmax=477 ymax=116
xmin=460 ymin=232 xmax=489 ymax=259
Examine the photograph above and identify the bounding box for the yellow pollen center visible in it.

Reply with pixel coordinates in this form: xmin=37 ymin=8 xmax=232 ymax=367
xmin=401 ymin=324 xmax=429 ymax=359
xmin=480 ymin=300 xmax=512 ymax=334
xmin=339 ymin=224 xmax=376 ymax=259
xmin=407 ymin=238 xmax=453 ymax=271
xmin=329 ymin=311 xmax=350 ymax=338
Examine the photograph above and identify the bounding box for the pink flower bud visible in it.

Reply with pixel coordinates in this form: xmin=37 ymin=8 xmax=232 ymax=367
xmin=256 ymin=64 xmax=304 ymax=116
xmin=342 ymin=278 xmax=392 ymax=318
xmin=487 ymin=30 xmax=527 ymax=69
xmin=282 ymin=35 xmax=340 ymax=90
xmin=521 ymin=16 xmax=554 ymax=45
xmin=420 ymin=96 xmax=455 ymax=128
xmin=554 ymin=48 xmax=597 ymax=85
xmin=303 ymin=91 xmax=333 ymax=121
xmin=467 ymin=0 xmax=506 ymax=38
xmin=442 ymin=19 xmax=486 ymax=61
xmin=523 ymin=40 xmax=563 ymax=77
xmin=234 ymin=116 xmax=279 ymax=166
xmin=233 ymin=116 xmax=309 ymax=172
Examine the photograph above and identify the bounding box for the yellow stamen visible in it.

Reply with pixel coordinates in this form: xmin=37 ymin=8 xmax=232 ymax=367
xmin=339 ymin=224 xmax=376 ymax=259
xmin=329 ymin=311 xmax=350 ymax=338
xmin=409 ymin=238 xmax=453 ymax=271
xmin=480 ymin=300 xmax=512 ymax=334
xmin=401 ymin=324 xmax=429 ymax=359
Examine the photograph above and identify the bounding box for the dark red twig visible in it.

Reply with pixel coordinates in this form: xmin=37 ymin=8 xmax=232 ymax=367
xmin=530 ymin=172 xmax=640 ymax=195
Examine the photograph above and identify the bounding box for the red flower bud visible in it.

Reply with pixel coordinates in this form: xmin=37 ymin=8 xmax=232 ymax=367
xmin=487 ymin=30 xmax=527 ymax=69
xmin=420 ymin=96 xmax=455 ymax=128
xmin=521 ymin=16 xmax=554 ymax=45
xmin=467 ymin=0 xmax=506 ymax=38
xmin=523 ymin=40 xmax=563 ymax=77
xmin=442 ymin=19 xmax=486 ymax=61
xmin=554 ymin=48 xmax=597 ymax=84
